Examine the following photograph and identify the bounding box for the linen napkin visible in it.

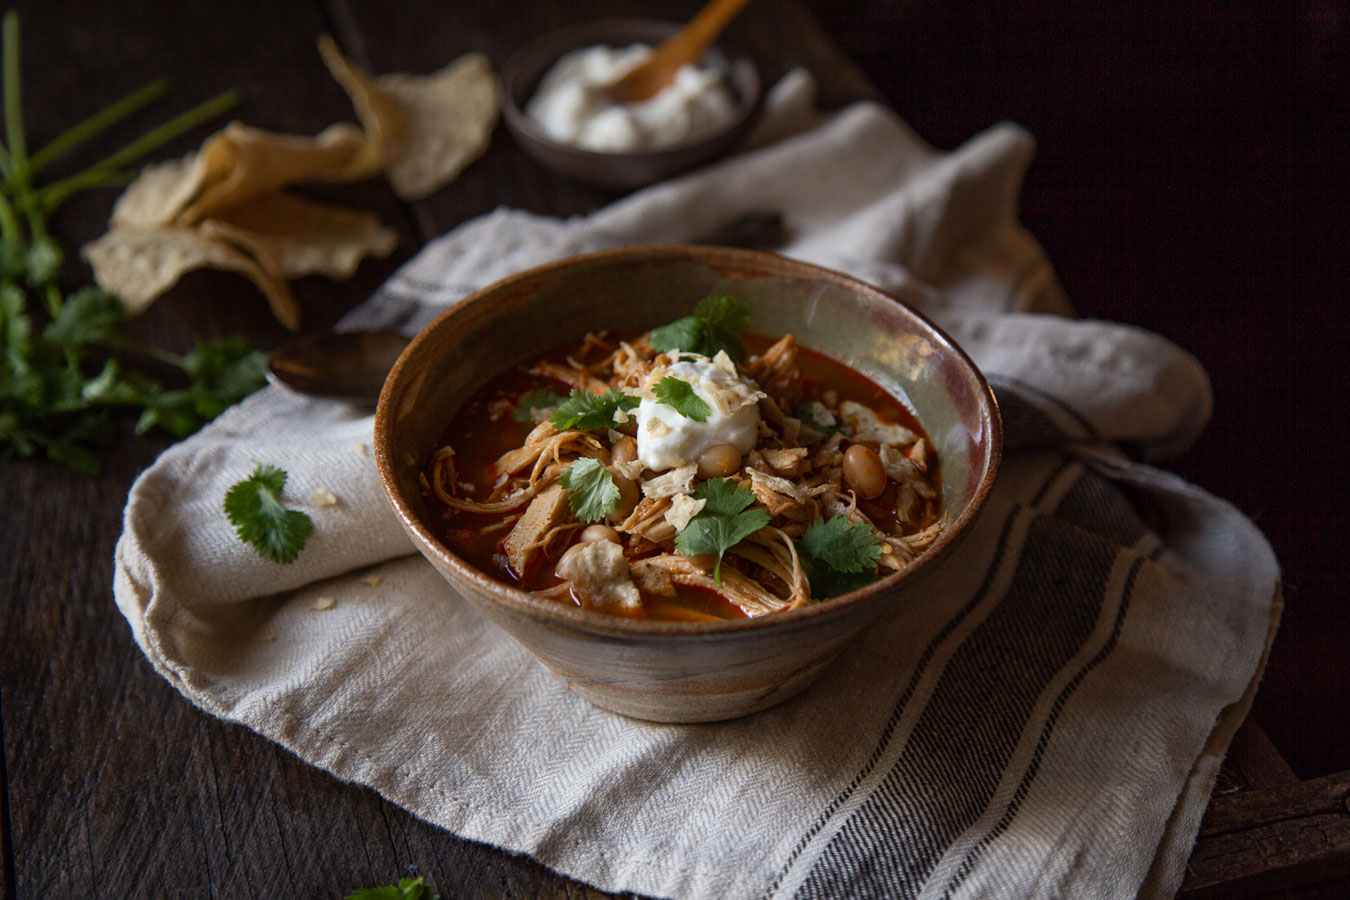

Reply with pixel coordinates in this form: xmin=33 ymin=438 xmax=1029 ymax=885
xmin=113 ymin=72 xmax=1280 ymax=900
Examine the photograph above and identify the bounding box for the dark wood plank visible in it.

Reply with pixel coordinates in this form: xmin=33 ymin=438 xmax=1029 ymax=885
xmin=1180 ymin=771 xmax=1350 ymax=898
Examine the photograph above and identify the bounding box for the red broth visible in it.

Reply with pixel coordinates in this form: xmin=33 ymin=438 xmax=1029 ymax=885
xmin=425 ymin=332 xmax=939 ymax=620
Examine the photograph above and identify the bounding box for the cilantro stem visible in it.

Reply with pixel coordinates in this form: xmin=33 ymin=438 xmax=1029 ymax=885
xmin=2 ymin=13 xmax=26 ymax=180
xmin=34 ymin=88 xmax=239 ymax=214
xmin=109 ymin=336 xmax=186 ymax=368
xmin=18 ymin=79 xmax=170 ymax=181
xmin=0 ymin=188 xmax=18 ymax=242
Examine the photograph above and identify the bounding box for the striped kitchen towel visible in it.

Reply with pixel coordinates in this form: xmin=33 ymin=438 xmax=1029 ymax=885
xmin=113 ymin=72 xmax=1279 ymax=899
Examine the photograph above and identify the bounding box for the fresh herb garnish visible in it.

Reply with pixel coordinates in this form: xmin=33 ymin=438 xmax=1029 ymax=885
xmin=346 ymin=876 xmax=440 ymax=900
xmin=511 ymin=388 xmax=564 ymax=423
xmin=223 ymin=463 xmax=314 ymax=563
xmin=547 ymin=388 xmax=639 ymax=432
xmin=796 ymin=402 xmax=848 ymax=436
xmin=652 ymin=376 xmax=710 ymax=422
xmin=558 ymin=456 xmax=619 ymax=523
xmin=0 ymin=11 xmax=245 ymax=473
xmin=674 ymin=477 xmax=771 ymax=583
xmin=649 ymin=294 xmax=750 ymax=362
xmin=797 ymin=515 xmax=884 ymax=599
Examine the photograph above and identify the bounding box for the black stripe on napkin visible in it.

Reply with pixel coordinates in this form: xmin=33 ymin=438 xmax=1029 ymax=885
xmin=763 ymin=501 xmax=1029 ymax=899
xmin=793 ymin=506 xmax=1119 ymax=899
xmin=936 ymin=555 xmax=1143 ymax=898
xmin=1053 ymin=466 xmax=1149 ymax=548
xmin=988 ymin=383 xmax=1071 ymax=451
xmin=990 ymin=376 xmax=1099 ymax=442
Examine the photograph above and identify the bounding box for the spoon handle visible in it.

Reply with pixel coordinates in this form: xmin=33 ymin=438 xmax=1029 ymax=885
xmin=606 ymin=0 xmax=755 ymax=104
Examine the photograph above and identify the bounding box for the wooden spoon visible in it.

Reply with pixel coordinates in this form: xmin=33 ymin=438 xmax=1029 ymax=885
xmin=604 ymin=0 xmax=755 ymax=104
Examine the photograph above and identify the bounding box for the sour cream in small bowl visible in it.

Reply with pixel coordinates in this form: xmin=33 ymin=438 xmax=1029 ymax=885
xmin=500 ymin=19 xmax=762 ymax=190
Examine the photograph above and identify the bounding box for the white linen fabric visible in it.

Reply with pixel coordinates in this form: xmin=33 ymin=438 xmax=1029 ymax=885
xmin=113 ymin=72 xmax=1280 ymax=900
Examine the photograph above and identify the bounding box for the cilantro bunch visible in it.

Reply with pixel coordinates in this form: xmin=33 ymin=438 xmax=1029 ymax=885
xmin=0 ymin=11 xmax=252 ymax=473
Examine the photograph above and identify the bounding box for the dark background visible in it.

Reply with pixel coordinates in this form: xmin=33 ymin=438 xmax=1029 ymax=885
xmin=806 ymin=0 xmax=1347 ymax=779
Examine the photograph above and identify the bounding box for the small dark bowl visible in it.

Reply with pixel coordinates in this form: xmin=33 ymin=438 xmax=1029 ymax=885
xmin=499 ymin=19 xmax=762 ymax=191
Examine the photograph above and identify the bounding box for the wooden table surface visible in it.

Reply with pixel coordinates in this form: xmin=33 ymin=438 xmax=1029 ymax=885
xmin=2 ymin=1 xmax=1345 ymax=897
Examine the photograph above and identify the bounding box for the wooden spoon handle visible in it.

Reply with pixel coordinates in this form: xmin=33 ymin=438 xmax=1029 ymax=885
xmin=606 ymin=0 xmax=755 ymax=104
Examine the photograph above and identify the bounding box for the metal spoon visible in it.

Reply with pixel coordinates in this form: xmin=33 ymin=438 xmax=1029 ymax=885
xmin=267 ymin=211 xmax=788 ymax=404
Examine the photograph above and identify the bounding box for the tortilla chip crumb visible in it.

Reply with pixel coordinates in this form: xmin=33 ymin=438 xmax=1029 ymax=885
xmin=310 ymin=487 xmax=339 ymax=507
xmin=261 ymin=632 xmax=277 ymax=642
xmin=360 ymin=575 xmax=382 ymax=587
xmin=311 ymin=596 xmax=336 ymax=611
xmin=355 ymin=442 xmax=368 ymax=456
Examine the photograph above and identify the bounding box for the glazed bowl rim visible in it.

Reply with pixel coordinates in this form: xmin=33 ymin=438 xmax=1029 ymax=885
xmin=373 ymin=245 xmax=1002 ymax=640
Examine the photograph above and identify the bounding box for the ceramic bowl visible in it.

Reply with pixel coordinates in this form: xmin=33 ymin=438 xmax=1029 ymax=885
xmin=374 ymin=246 xmax=1001 ymax=723
xmin=499 ymin=19 xmax=762 ymax=190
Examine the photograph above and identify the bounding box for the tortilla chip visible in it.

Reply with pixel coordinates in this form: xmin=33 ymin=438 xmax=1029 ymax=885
xmin=318 ymin=36 xmax=498 ymax=200
xmin=110 ymin=153 xmax=205 ymax=229
xmin=201 ymin=192 xmax=398 ymax=280
xmin=82 ymin=228 xmax=300 ymax=330
xmin=177 ymin=121 xmax=376 ymax=225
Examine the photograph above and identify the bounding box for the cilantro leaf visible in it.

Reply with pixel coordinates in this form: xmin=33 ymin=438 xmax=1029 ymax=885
xmin=136 ymin=337 xmax=267 ymax=437
xmin=558 ymin=457 xmax=619 ymax=523
xmin=673 ymin=478 xmax=770 ymax=582
xmin=43 ymin=286 xmax=124 ymax=347
xmin=346 ymin=876 xmax=440 ymax=900
xmin=24 ymin=237 xmax=64 ymax=287
xmin=548 ymin=388 xmax=639 ymax=432
xmin=652 ymin=376 xmax=710 ymax=422
xmin=512 ymin=388 xmax=564 ymax=423
xmin=795 ymin=401 xmax=848 ymax=437
xmin=649 ymin=294 xmax=750 ymax=361
xmin=694 ymin=294 xmax=751 ymax=336
xmin=797 ymin=515 xmax=885 ymax=599
xmin=223 ymin=463 xmax=314 ymax=563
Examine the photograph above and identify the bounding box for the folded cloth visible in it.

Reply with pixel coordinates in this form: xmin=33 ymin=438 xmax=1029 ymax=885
xmin=113 ymin=72 xmax=1279 ymax=900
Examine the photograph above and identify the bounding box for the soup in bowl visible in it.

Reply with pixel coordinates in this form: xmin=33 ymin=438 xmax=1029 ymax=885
xmin=374 ymin=246 xmax=1000 ymax=722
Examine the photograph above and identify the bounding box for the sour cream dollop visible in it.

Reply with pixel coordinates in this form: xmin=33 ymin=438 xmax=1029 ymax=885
xmin=635 ymin=354 xmax=763 ymax=472
xmin=524 ymin=44 xmax=738 ymax=153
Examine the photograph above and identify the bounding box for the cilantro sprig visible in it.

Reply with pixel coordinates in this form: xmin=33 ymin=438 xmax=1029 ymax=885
xmin=650 ymin=294 xmax=750 ymax=362
xmin=0 ymin=12 xmax=247 ymax=473
xmin=559 ymin=457 xmax=619 ymax=523
xmin=512 ymin=388 xmax=564 ymax=423
xmin=547 ymin=388 xmax=639 ymax=432
xmin=652 ymin=376 xmax=710 ymax=422
xmin=223 ymin=463 xmax=314 ymax=564
xmin=674 ymin=477 xmax=770 ymax=583
xmin=346 ymin=876 xmax=440 ymax=900
xmin=797 ymin=515 xmax=884 ymax=599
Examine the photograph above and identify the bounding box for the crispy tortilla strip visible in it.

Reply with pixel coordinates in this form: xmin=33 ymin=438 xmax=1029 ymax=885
xmin=177 ymin=121 xmax=374 ymax=224
xmin=110 ymin=153 xmax=205 ymax=229
xmin=82 ymin=227 xmax=299 ymax=330
xmin=201 ymin=192 xmax=397 ymax=280
xmin=319 ymin=36 xmax=498 ymax=200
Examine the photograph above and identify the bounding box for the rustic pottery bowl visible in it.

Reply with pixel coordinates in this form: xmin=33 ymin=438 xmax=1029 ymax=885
xmin=374 ymin=246 xmax=1001 ymax=723
xmin=499 ymin=19 xmax=762 ymax=190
